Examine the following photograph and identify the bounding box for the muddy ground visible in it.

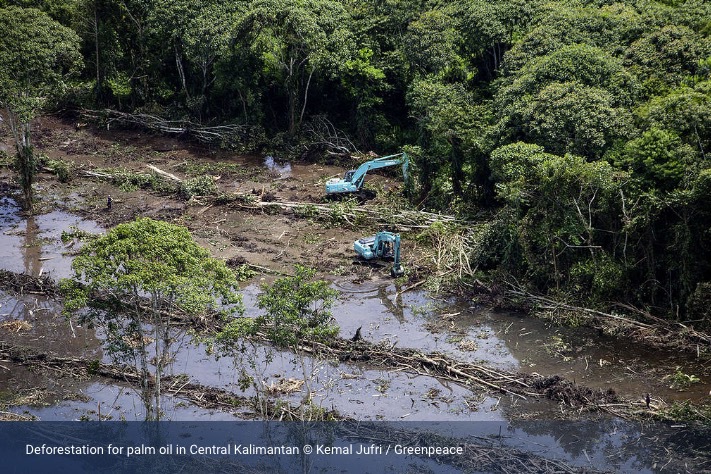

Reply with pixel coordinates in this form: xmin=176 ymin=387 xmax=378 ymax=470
xmin=2 ymin=116 xmax=711 ymax=403
xmin=0 ymin=115 xmax=456 ymax=417
xmin=2 ymin=116 xmax=711 ymax=470
xmin=13 ymin=115 xmax=417 ymax=281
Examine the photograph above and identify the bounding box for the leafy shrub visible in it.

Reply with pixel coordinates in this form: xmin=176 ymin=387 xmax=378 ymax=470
xmin=45 ymin=159 xmax=72 ymax=183
xmin=179 ymin=175 xmax=218 ymax=199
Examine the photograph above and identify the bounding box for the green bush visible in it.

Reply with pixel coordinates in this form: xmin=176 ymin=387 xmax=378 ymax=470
xmin=45 ymin=159 xmax=72 ymax=183
xmin=179 ymin=175 xmax=218 ymax=199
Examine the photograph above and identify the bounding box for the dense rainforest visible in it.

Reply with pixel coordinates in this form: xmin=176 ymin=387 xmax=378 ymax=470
xmin=1 ymin=0 xmax=711 ymax=331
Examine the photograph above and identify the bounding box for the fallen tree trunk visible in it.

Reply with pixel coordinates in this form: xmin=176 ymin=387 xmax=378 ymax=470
xmin=80 ymin=109 xmax=262 ymax=150
xmin=0 ymin=342 xmax=338 ymax=421
xmin=505 ymin=284 xmax=711 ymax=350
xmin=146 ymin=164 xmax=183 ymax=182
xmin=1 ymin=338 xmax=603 ymax=472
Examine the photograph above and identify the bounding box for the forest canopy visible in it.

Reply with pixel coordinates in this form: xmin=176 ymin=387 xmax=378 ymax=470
xmin=2 ymin=0 xmax=711 ymax=327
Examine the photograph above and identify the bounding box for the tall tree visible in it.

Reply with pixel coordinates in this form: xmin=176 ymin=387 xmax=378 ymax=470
xmin=62 ymin=218 xmax=242 ymax=420
xmin=0 ymin=6 xmax=82 ymax=210
xmin=148 ymin=0 xmax=239 ymax=119
xmin=234 ymin=0 xmax=353 ymax=134
xmin=75 ymin=0 xmax=124 ymax=105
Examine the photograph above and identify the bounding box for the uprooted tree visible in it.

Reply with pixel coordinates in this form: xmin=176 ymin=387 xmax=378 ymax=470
xmin=0 ymin=7 xmax=82 ymax=211
xmin=61 ymin=217 xmax=242 ymax=420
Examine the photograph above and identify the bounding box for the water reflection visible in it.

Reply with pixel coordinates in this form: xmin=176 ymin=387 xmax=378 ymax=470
xmin=22 ymin=216 xmax=42 ymax=277
xmin=378 ymin=284 xmax=405 ymax=322
xmin=0 ymin=198 xmax=103 ymax=279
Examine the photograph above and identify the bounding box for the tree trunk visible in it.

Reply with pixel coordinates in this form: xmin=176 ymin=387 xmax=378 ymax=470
xmin=299 ymin=68 xmax=314 ymax=130
xmin=288 ymin=79 xmax=297 ymax=135
xmin=5 ymin=108 xmax=35 ymax=211
xmin=449 ymin=135 xmax=464 ymax=198
xmin=175 ymin=42 xmax=189 ymax=100
xmin=94 ymin=5 xmax=102 ymax=103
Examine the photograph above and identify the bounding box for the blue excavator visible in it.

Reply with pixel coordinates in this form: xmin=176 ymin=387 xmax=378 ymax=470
xmin=326 ymin=153 xmax=408 ymax=197
xmin=354 ymin=231 xmax=404 ymax=277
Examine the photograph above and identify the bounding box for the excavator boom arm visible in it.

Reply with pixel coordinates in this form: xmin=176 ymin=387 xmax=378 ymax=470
xmin=326 ymin=152 xmax=408 ymax=194
xmin=349 ymin=154 xmax=406 ymax=188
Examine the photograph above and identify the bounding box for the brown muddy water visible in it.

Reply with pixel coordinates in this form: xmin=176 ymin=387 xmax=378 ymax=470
xmin=1 ymin=195 xmax=710 ymax=472
xmin=1 ymin=194 xmax=710 ymax=413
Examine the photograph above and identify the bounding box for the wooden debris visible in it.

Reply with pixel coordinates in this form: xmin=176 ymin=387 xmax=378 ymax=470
xmin=146 ymin=164 xmax=183 ymax=183
xmin=0 ymin=270 xmax=58 ymax=296
xmin=0 ymin=320 xmax=32 ymax=332
xmin=80 ymin=109 xmax=260 ymax=148
xmin=262 ymin=378 xmax=304 ymax=395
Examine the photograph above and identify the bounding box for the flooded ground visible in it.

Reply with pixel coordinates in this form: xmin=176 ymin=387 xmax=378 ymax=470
xmin=1 ymin=116 xmax=710 ymax=471
xmin=0 ymin=192 xmax=708 ymax=413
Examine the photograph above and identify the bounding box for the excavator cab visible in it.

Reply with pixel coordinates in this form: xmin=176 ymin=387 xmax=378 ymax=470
xmin=354 ymin=231 xmax=404 ymax=278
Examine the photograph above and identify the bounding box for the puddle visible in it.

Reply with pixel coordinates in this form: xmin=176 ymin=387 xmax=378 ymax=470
xmin=0 ymin=291 xmax=100 ymax=356
xmin=10 ymin=381 xmax=241 ymax=421
xmin=0 ymin=195 xmax=708 ymax=434
xmin=329 ymin=282 xmax=711 ymax=403
xmin=0 ymin=197 xmax=103 ymax=279
xmin=333 ymin=284 xmax=517 ymax=368
xmin=8 ymin=377 xmax=708 ymax=472
xmin=180 ymin=344 xmax=509 ymax=422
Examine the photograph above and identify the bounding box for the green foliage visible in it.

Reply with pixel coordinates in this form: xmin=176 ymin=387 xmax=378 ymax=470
xmin=340 ymin=47 xmax=389 ymax=148
xmin=686 ymin=281 xmax=711 ymax=330
xmin=293 ymin=204 xmax=319 ymax=219
xmin=234 ymin=0 xmax=354 ymax=133
xmin=570 ymin=254 xmax=626 ymax=300
xmin=211 ymin=265 xmax=338 ymax=410
xmin=614 ymin=128 xmax=695 ymax=190
xmin=502 ymin=3 xmax=644 ymax=74
xmin=13 ymin=146 xmax=38 ymax=207
xmin=488 ymin=142 xmax=626 ymax=294
xmin=44 ymin=159 xmax=72 ymax=183
xmin=489 ymin=142 xmax=560 ymax=202
xmin=666 ymin=368 xmax=701 ymax=390
xmin=60 ymin=226 xmax=99 ymax=244
xmin=625 ymin=24 xmax=711 ymax=94
xmin=407 ymin=77 xmax=494 ymax=203
xmin=497 ymin=44 xmax=637 ymax=159
xmin=403 ymin=9 xmax=463 ymax=78
xmin=636 ymin=81 xmax=711 ymax=157
xmin=98 ymin=168 xmax=175 ymax=193
xmin=0 ymin=7 xmax=83 ymax=113
xmin=455 ymin=0 xmax=542 ymax=79
xmin=660 ymin=400 xmax=711 ymax=423
xmin=521 ymin=81 xmax=633 ymax=159
xmin=499 ymin=44 xmax=638 ymax=106
xmin=254 ymin=265 xmax=339 ymax=349
xmin=147 ymin=0 xmax=239 ymax=116
xmin=62 ymin=217 xmax=242 ymax=419
xmin=327 ymin=199 xmax=357 ymax=227
xmin=179 ymin=175 xmax=218 ymax=199
xmin=63 ymin=216 xmax=243 ymax=323
xmin=0 ymin=6 xmax=82 ymax=208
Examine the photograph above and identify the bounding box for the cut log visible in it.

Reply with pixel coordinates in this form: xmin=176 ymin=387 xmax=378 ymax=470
xmin=147 ymin=164 xmax=183 ymax=182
